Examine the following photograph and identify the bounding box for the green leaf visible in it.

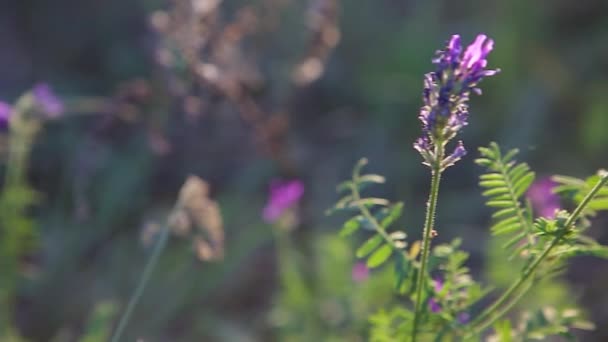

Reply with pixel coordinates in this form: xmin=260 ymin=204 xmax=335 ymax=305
xmin=359 ymin=174 xmax=386 ymax=184
xmin=554 ymin=245 xmax=608 ymax=258
xmin=336 ymin=180 xmax=354 ymax=193
xmin=339 ymin=216 xmax=361 ymax=237
xmin=502 ymin=231 xmax=528 ymax=249
xmin=502 ymin=149 xmax=520 ymax=164
xmin=486 ymin=200 xmax=513 ymax=208
xmin=494 ymin=320 xmax=512 ymax=342
xmin=367 ymin=244 xmax=393 ymax=268
xmin=350 ymin=198 xmax=390 ymax=208
xmin=381 ymin=202 xmax=404 ymax=228
xmin=482 ymin=187 xmax=510 ymax=197
xmin=326 ymin=195 xmax=354 ymax=215
xmin=353 ymin=158 xmax=369 ymax=176
xmin=480 ymin=180 xmax=507 ymax=188
xmin=490 ymin=216 xmax=520 ymax=232
xmin=513 ymin=171 xmax=535 ymax=197
xmin=394 ymin=253 xmax=409 ymax=291
xmin=356 ymin=235 xmax=384 ymax=258
xmin=492 ymin=222 xmax=522 ymax=235
xmin=492 ymin=207 xmax=517 ymax=220
xmin=478 ymin=146 xmax=494 ymax=158
xmin=475 ymin=158 xmax=493 ymax=167
xmin=589 ymin=198 xmax=608 ymax=210
xmin=480 ymin=173 xmax=504 ymax=180
xmin=508 ymin=163 xmax=529 ymax=183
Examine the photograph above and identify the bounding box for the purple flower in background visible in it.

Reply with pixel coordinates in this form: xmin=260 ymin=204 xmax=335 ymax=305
xmin=527 ymin=178 xmax=560 ymax=218
xmin=351 ymin=262 xmax=370 ymax=282
xmin=33 ymin=83 xmax=63 ymax=118
xmin=429 ymin=298 xmax=441 ymax=313
xmin=427 ymin=278 xmax=444 ymax=313
xmin=263 ymin=179 xmax=304 ymax=222
xmin=457 ymin=312 xmax=470 ymax=324
xmin=415 ymin=34 xmax=499 ymax=168
xmin=433 ymin=277 xmax=444 ymax=292
xmin=0 ymin=102 xmax=12 ymax=131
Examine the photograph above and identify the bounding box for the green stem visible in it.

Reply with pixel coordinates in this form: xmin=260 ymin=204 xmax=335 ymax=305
xmin=469 ymin=172 xmax=608 ymax=335
xmin=110 ymin=226 xmax=171 ymax=342
xmin=412 ymin=154 xmax=443 ymax=342
xmin=350 ymin=163 xmax=407 ymax=254
xmin=470 ymin=276 xmax=533 ymax=335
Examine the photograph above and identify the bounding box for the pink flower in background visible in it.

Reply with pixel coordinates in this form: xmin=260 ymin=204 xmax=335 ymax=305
xmin=0 ymin=102 xmax=12 ymax=130
xmin=427 ymin=277 xmax=444 ymax=313
xmin=262 ymin=179 xmax=304 ymax=222
xmin=33 ymin=83 xmax=64 ymax=118
xmin=527 ymin=177 xmax=560 ymax=218
xmin=429 ymin=298 xmax=441 ymax=313
xmin=351 ymin=262 xmax=369 ymax=282
xmin=433 ymin=277 xmax=443 ymax=292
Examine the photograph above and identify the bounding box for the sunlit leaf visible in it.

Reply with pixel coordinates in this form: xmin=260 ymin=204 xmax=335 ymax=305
xmin=367 ymin=244 xmax=393 ymax=268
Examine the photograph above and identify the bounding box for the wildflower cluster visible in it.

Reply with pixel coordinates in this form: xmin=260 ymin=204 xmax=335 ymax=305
xmin=330 ymin=34 xmax=608 ymax=341
xmin=414 ymin=34 xmax=499 ymax=170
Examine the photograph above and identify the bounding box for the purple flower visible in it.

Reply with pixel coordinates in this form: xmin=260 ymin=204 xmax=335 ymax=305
xmin=457 ymin=312 xmax=470 ymax=324
xmin=433 ymin=277 xmax=444 ymax=292
xmin=527 ymin=178 xmax=560 ymax=218
xmin=351 ymin=262 xmax=370 ymax=282
xmin=429 ymin=298 xmax=442 ymax=313
xmin=440 ymin=141 xmax=467 ymax=169
xmin=413 ymin=136 xmax=433 ymax=166
xmin=262 ymin=179 xmax=304 ymax=222
xmin=32 ymin=83 xmax=63 ymax=118
xmin=0 ymin=101 xmax=12 ymax=131
xmin=415 ymin=34 xmax=499 ymax=169
xmin=462 ymin=35 xmax=494 ymax=71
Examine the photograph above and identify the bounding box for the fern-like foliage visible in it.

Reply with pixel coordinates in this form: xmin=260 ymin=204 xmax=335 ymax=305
xmin=553 ymin=172 xmax=608 ymax=225
xmin=490 ymin=307 xmax=594 ymax=342
xmin=329 ymin=159 xmax=407 ymax=266
xmin=369 ymin=308 xmax=413 ymax=342
xmin=430 ymin=239 xmax=487 ymax=318
xmin=475 ymin=142 xmax=536 ymax=259
xmin=328 ymin=158 xmax=412 ymax=288
xmin=543 ymin=171 xmax=608 ymax=260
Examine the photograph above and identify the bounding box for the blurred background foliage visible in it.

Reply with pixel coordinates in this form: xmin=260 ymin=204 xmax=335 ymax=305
xmin=0 ymin=0 xmax=607 ymax=340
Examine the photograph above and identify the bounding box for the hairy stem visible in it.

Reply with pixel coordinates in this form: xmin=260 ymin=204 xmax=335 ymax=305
xmin=110 ymin=226 xmax=171 ymax=342
xmin=412 ymin=149 xmax=443 ymax=342
xmin=469 ymin=172 xmax=608 ymax=335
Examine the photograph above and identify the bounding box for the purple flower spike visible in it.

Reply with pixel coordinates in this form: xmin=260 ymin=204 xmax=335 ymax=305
xmin=33 ymin=83 xmax=64 ymax=118
xmin=416 ymin=34 xmax=498 ymax=169
xmin=429 ymin=298 xmax=441 ymax=313
xmin=263 ymin=179 xmax=304 ymax=222
xmin=527 ymin=178 xmax=560 ymax=218
xmin=0 ymin=102 xmax=12 ymax=131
